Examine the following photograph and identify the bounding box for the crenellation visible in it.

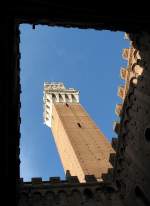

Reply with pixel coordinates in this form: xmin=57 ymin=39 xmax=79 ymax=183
xmin=115 ymin=104 xmax=123 ymax=116
xmin=111 ymin=138 xmax=118 ymax=151
xmin=85 ymin=175 xmax=98 ymax=183
xmin=110 ymin=32 xmax=150 ymax=206
xmin=66 ymin=171 xmax=80 ymax=183
xmin=122 ymin=48 xmax=130 ymax=60
xmin=49 ymin=177 xmax=61 ymax=183
xmin=109 ymin=153 xmax=116 ymax=167
xmin=31 ymin=178 xmax=42 ymax=185
xmin=18 ymin=177 xmax=123 ymax=206
xmin=101 ymin=168 xmax=114 ymax=183
xmin=120 ymin=67 xmax=128 ymax=80
xmin=113 ymin=121 xmax=120 ymax=134
xmin=117 ymin=86 xmax=125 ymax=100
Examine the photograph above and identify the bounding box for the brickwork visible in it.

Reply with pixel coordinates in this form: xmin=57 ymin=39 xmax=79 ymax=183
xmin=43 ymin=83 xmax=115 ymax=182
xmin=51 ymin=102 xmax=114 ymax=182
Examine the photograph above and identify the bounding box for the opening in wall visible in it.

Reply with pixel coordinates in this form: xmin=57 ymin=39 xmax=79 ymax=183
xmin=145 ymin=127 xmax=150 ymax=142
xmin=19 ymin=24 xmax=129 ymax=181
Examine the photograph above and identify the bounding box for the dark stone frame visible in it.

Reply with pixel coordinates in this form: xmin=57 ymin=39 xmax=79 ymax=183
xmin=1 ymin=2 xmax=150 ymax=205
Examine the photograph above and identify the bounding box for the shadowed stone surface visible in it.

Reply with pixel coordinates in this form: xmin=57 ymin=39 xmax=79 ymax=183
xmin=1 ymin=2 xmax=150 ymax=205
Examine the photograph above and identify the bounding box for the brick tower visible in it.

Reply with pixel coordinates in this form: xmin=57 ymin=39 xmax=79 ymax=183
xmin=43 ymin=82 xmax=115 ymax=182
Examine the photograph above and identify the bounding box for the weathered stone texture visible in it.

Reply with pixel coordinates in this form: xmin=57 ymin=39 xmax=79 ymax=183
xmin=112 ymin=32 xmax=150 ymax=205
xmin=18 ymin=177 xmax=122 ymax=206
xmin=1 ymin=3 xmax=150 ymax=205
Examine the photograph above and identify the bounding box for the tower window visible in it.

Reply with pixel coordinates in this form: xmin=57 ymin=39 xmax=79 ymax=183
xmin=77 ymin=123 xmax=82 ymax=128
xmin=66 ymin=103 xmax=69 ymax=107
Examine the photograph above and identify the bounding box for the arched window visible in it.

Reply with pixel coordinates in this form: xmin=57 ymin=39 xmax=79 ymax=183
xmin=59 ymin=94 xmax=64 ymax=102
xmin=52 ymin=93 xmax=56 ymax=102
xmin=71 ymin=94 xmax=77 ymax=103
xmin=65 ymin=94 xmax=69 ymax=102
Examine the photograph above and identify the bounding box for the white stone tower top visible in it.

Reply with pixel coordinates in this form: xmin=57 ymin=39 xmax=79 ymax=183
xmin=43 ymin=82 xmax=79 ymax=127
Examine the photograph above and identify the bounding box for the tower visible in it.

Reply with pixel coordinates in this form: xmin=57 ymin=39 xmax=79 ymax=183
xmin=43 ymin=82 xmax=115 ymax=182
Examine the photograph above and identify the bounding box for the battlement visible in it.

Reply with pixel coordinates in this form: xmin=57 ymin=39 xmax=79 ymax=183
xmin=19 ymin=174 xmax=102 ymax=186
xmin=44 ymin=82 xmax=66 ymax=90
xmin=18 ymin=175 xmax=117 ymax=206
xmin=43 ymin=82 xmax=79 ymax=127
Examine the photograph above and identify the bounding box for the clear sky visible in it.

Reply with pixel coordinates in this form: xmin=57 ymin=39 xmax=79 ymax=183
xmin=19 ymin=24 xmax=129 ymax=181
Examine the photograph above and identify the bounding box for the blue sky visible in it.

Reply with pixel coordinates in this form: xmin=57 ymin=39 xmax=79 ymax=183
xmin=19 ymin=24 xmax=129 ymax=181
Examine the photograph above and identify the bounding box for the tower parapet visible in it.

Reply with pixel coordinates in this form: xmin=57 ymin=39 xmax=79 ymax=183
xmin=43 ymin=82 xmax=79 ymax=127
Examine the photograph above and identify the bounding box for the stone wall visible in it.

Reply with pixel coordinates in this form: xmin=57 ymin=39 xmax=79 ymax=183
xmin=111 ymin=32 xmax=150 ymax=205
xmin=1 ymin=2 xmax=150 ymax=205
xmin=18 ymin=176 xmax=123 ymax=206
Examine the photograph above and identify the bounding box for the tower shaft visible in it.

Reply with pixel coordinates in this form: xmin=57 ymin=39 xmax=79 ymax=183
xmin=43 ymin=83 xmax=115 ymax=182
